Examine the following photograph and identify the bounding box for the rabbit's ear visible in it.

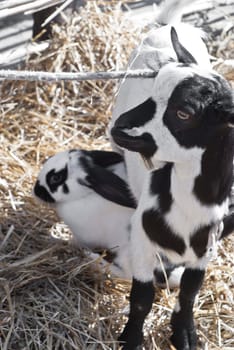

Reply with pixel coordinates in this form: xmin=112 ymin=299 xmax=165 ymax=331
xmin=79 ymin=157 xmax=137 ymax=209
xmin=82 ymin=150 xmax=123 ymax=168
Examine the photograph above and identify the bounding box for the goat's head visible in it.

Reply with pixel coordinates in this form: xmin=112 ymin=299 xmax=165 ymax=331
xmin=111 ymin=27 xmax=234 ymax=166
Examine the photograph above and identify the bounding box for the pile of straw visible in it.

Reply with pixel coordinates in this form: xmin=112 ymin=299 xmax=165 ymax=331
xmin=0 ymin=2 xmax=233 ymax=349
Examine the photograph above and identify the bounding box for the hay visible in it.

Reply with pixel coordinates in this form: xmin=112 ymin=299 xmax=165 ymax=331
xmin=0 ymin=2 xmax=233 ymax=349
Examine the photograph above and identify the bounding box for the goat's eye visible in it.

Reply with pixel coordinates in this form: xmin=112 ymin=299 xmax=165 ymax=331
xmin=177 ymin=110 xmax=191 ymax=120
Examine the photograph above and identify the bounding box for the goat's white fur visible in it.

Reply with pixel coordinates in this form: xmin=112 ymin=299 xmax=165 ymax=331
xmin=112 ymin=68 xmax=229 ymax=279
xmin=109 ymin=2 xmax=233 ymax=347
xmin=109 ymin=0 xmax=233 ymax=276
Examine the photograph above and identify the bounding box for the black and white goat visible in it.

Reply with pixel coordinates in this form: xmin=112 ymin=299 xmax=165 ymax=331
xmin=109 ymin=0 xmax=234 ymax=349
xmin=34 ymin=149 xmax=184 ymax=286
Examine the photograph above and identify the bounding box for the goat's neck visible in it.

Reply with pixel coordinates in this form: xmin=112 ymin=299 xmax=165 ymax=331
xmin=173 ymin=158 xmax=201 ymax=182
xmin=168 ymin=156 xmax=229 ymax=231
xmin=170 ymin=158 xmax=203 ymax=208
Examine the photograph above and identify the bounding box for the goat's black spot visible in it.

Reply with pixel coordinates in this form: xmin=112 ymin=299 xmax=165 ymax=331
xmin=63 ymin=183 xmax=69 ymax=194
xmin=163 ymin=74 xmax=234 ymax=149
xmin=114 ymin=98 xmax=156 ymax=129
xmin=81 ymin=150 xmax=124 ymax=168
xmin=46 ymin=166 xmax=68 ymax=193
xmin=190 ymin=225 xmax=212 ymax=258
xmin=194 ymin=126 xmax=234 ymax=205
xmin=142 ymin=209 xmax=186 ymax=255
xmin=150 ymin=163 xmax=172 ymax=194
xmin=150 ymin=163 xmax=173 ymax=213
xmin=34 ymin=181 xmax=55 ymax=203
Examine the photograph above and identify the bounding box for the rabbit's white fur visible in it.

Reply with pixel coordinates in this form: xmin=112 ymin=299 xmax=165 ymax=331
xmin=34 ymin=150 xmax=133 ymax=278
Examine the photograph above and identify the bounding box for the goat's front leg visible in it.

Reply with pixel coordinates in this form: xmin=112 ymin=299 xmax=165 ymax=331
xmin=118 ymin=219 xmax=156 ymax=350
xmin=170 ymin=268 xmax=205 ymax=350
xmin=119 ymin=278 xmax=155 ymax=350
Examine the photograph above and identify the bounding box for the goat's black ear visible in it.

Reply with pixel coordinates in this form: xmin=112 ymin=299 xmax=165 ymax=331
xmin=171 ymin=27 xmax=197 ymax=65
xmin=111 ymin=98 xmax=157 ymax=158
xmin=111 ymin=128 xmax=157 ymax=158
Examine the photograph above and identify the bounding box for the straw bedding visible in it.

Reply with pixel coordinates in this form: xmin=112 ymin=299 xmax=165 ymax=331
xmin=0 ymin=2 xmax=233 ymax=349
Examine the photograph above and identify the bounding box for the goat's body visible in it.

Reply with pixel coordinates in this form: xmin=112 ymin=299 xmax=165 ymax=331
xmin=109 ymin=1 xmax=234 ymax=349
xmin=130 ymin=159 xmax=229 ymax=284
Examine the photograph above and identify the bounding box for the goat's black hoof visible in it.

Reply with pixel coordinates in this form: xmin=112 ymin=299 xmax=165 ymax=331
xmin=118 ymin=322 xmax=143 ymax=350
xmin=170 ymin=311 xmax=197 ymax=350
xmin=170 ymin=328 xmax=197 ymax=350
